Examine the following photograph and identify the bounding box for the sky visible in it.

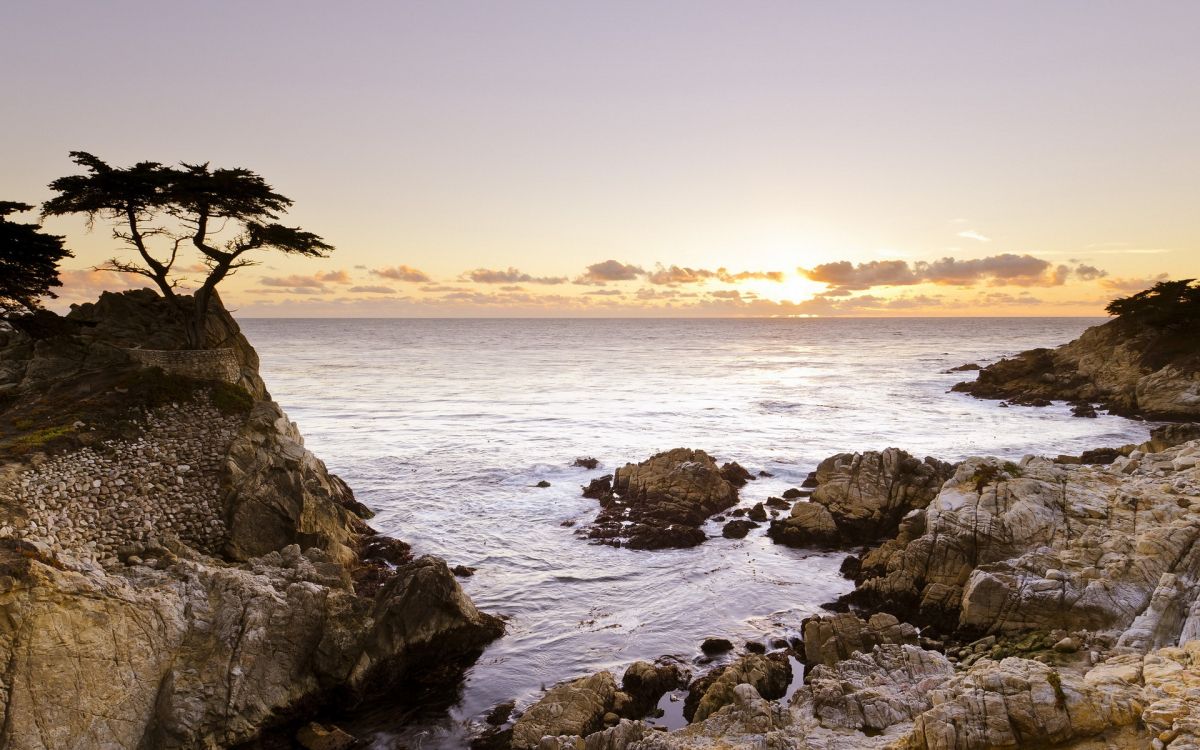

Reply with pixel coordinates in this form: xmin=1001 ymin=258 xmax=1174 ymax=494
xmin=3 ymin=0 xmax=1198 ymax=317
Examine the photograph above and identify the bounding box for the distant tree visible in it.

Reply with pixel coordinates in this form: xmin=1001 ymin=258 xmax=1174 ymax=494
xmin=1105 ymin=279 xmax=1200 ymax=328
xmin=0 ymin=201 xmax=73 ymax=314
xmin=43 ymin=151 xmax=333 ymax=347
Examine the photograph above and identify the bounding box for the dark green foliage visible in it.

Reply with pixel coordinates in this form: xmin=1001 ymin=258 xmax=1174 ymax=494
xmin=209 ymin=380 xmax=255 ymax=415
xmin=1105 ymin=279 xmax=1200 ymax=328
xmin=0 ymin=202 xmax=73 ymax=314
xmin=43 ymin=151 xmax=333 ymax=347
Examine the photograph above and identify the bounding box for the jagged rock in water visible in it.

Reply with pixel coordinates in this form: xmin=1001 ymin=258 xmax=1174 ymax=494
xmin=683 ymin=652 xmax=791 ymax=723
xmin=769 ymin=448 xmax=955 ymax=548
xmin=510 ymin=671 xmax=618 ymax=749
xmin=620 ymin=660 xmax=687 ymax=718
xmin=582 ymin=449 xmax=740 ymax=549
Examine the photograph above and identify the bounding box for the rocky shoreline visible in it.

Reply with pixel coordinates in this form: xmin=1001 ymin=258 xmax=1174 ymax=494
xmin=0 ymin=291 xmax=504 ymax=749
xmin=5 ymin=297 xmax=1200 ymax=750
xmin=950 ymin=313 xmax=1200 ymax=419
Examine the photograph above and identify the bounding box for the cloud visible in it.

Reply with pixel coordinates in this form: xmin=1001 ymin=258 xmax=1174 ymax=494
xmin=957 ymin=230 xmax=991 ymax=242
xmin=1099 ymin=273 xmax=1170 ymax=293
xmin=463 ymin=267 xmax=567 ymax=285
xmin=646 ymin=265 xmax=716 ymax=285
xmin=574 ymin=259 xmax=645 ymax=285
xmin=348 ymin=285 xmax=395 ymax=294
xmin=421 ymin=284 xmax=471 ymax=293
xmin=800 ymin=253 xmax=1103 ymax=292
xmin=1073 ymin=264 xmax=1107 ymax=281
xmin=584 ymin=289 xmax=624 ymax=296
xmin=373 ymin=265 xmax=431 ymax=282
xmin=717 ymin=268 xmax=784 ymax=283
xmin=316 ymin=269 xmax=352 ymax=284
xmin=259 ymin=274 xmax=329 ymax=289
xmin=52 ymin=269 xmax=150 ymax=304
xmin=645 ymin=265 xmax=785 ymax=285
xmin=802 ymin=259 xmax=920 ymax=290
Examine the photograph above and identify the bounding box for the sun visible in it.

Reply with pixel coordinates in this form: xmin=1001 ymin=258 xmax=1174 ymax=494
xmin=744 ymin=273 xmax=828 ymax=303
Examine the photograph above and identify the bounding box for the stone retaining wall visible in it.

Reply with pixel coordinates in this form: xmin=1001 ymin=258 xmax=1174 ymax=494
xmin=0 ymin=397 xmax=244 ymax=559
xmin=124 ymin=347 xmax=241 ymax=383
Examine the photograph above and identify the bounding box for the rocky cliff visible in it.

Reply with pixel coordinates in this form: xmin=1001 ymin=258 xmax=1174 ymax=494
xmin=0 ymin=290 xmax=503 ymax=749
xmin=952 ymin=315 xmax=1200 ymax=418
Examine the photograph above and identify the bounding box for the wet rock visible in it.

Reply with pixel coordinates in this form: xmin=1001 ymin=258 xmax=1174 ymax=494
xmin=947 ymin=362 xmax=981 ymax=372
xmin=720 ymin=520 xmax=758 ymax=539
xmin=781 ymin=488 xmax=803 ymax=499
xmin=763 ymin=496 xmax=790 ymax=510
xmin=486 ymin=700 xmax=516 ymax=725
xmin=620 ymin=660 xmax=686 ymax=718
xmin=683 ymin=652 xmax=791 ymax=722
xmin=581 ymin=475 xmax=612 ymax=499
xmin=511 ymin=671 xmax=617 ymax=749
xmin=572 ymin=457 xmax=600 ymax=470
xmin=719 ymin=461 xmax=754 ymax=487
xmin=766 ymin=501 xmax=839 ymax=548
xmin=296 ymin=722 xmax=357 ymax=750
xmin=452 ymin=564 xmax=476 ymax=577
xmin=582 ymin=449 xmax=740 ymax=550
xmin=745 ymin=641 xmax=766 ymax=654
xmin=747 ymin=503 xmax=767 ymax=522
xmin=536 ymin=480 xmax=551 ymax=488
xmin=803 ymin=448 xmax=955 ymax=545
xmin=1071 ymin=402 xmax=1099 ymax=418
xmin=1079 ymin=446 xmax=1121 ymax=464
xmin=701 ymin=637 xmax=734 ymax=655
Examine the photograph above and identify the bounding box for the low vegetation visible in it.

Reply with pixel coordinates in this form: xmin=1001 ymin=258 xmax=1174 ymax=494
xmin=1 ymin=365 xmax=253 ymax=456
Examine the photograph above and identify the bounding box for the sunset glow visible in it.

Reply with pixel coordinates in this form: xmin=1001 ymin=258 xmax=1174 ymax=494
xmin=3 ymin=1 xmax=1196 ymax=317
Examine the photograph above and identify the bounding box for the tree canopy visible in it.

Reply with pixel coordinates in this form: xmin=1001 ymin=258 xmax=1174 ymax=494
xmin=0 ymin=201 xmax=73 ymax=314
xmin=43 ymin=151 xmax=333 ymax=347
xmin=1105 ymin=279 xmax=1200 ymax=328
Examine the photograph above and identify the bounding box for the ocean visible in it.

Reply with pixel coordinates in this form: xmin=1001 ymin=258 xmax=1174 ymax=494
xmin=241 ymin=317 xmax=1154 ymax=747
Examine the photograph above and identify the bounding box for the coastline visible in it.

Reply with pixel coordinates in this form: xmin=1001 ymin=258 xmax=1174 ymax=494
xmin=2 ymin=296 xmax=1198 ymax=749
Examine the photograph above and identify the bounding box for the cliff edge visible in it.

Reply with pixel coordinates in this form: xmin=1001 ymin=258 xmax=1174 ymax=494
xmin=952 ymin=314 xmax=1200 ymax=419
xmin=0 ymin=290 xmax=503 ymax=749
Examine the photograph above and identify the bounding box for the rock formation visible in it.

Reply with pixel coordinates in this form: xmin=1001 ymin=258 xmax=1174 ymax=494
xmin=0 ymin=290 xmax=503 ymax=749
xmin=952 ymin=314 xmax=1200 ymax=419
xmin=850 ymin=442 xmax=1200 ymax=640
xmin=768 ymin=448 xmax=955 ymax=548
xmin=581 ymin=448 xmax=740 ymax=549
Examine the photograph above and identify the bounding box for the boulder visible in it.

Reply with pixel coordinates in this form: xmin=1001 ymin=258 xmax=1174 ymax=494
xmin=582 ymin=449 xmax=740 ymax=549
xmin=766 ymin=502 xmax=839 ymax=548
xmin=769 ymin=449 xmax=954 ymax=549
xmin=511 ymin=672 xmax=618 ymax=749
xmin=720 ymin=520 xmax=758 ymax=539
xmin=620 ymin=660 xmax=686 ymax=718
xmin=801 ymin=612 xmax=919 ymax=668
xmin=683 ymin=652 xmax=791 ymax=723
xmin=805 ymin=644 xmax=953 ymax=732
